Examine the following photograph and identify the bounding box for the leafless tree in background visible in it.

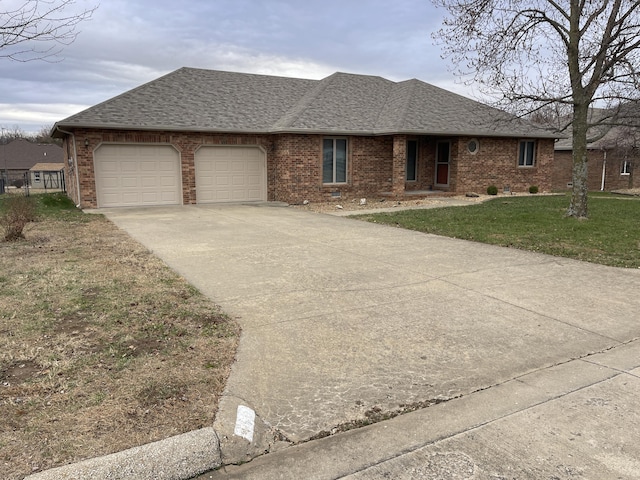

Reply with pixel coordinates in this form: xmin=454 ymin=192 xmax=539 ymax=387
xmin=1 ymin=0 xmax=96 ymax=62
xmin=432 ymin=0 xmax=640 ymax=218
xmin=0 ymin=125 xmax=27 ymax=144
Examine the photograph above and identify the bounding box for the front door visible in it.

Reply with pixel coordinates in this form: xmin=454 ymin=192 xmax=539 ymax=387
xmin=435 ymin=141 xmax=450 ymax=186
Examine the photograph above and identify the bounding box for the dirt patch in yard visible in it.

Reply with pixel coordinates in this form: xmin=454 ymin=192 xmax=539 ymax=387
xmin=0 ymin=213 xmax=239 ymax=479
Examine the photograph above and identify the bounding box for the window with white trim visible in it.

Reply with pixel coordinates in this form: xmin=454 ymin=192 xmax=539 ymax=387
xmin=621 ymin=159 xmax=631 ymax=175
xmin=406 ymin=140 xmax=418 ymax=181
xmin=34 ymin=172 xmax=41 ymax=182
xmin=518 ymin=140 xmax=536 ymax=167
xmin=323 ymin=138 xmax=347 ymax=184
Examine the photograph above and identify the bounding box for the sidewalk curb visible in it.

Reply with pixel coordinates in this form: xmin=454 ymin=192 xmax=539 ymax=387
xmin=24 ymin=427 xmax=222 ymax=480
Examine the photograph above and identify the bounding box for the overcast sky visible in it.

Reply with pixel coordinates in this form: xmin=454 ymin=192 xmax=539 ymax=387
xmin=1 ymin=0 xmax=474 ymax=134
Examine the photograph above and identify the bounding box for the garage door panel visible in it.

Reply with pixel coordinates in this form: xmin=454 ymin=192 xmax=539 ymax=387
xmin=141 ymin=176 xmax=159 ymax=188
xmin=121 ymin=162 xmax=138 ymax=173
xmin=195 ymin=147 xmax=266 ymax=204
xmin=160 ymin=176 xmax=178 ymax=187
xmin=140 ymin=161 xmax=158 ymax=172
xmin=214 ymin=161 xmax=230 ymax=172
xmin=101 ymin=177 xmax=119 ymax=188
xmin=158 ymin=160 xmax=177 ymax=172
xmin=247 ymin=175 xmax=260 ymax=185
xmin=101 ymin=161 xmax=118 ymax=172
xmin=121 ymin=192 xmax=141 ymax=203
xmin=232 ymin=175 xmax=246 ymax=186
xmin=160 ymin=191 xmax=178 ymax=201
xmin=121 ymin=177 xmax=138 ymax=188
xmin=95 ymin=145 xmax=181 ymax=208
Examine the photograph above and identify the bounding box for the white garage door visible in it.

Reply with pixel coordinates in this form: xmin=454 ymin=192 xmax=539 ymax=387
xmin=94 ymin=145 xmax=182 ymax=208
xmin=195 ymin=146 xmax=266 ymax=203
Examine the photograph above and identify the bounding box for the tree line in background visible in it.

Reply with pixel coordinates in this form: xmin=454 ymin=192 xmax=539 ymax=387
xmin=0 ymin=125 xmax=61 ymax=146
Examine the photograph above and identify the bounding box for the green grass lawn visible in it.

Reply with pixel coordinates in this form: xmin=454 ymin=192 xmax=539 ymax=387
xmin=354 ymin=193 xmax=640 ymax=268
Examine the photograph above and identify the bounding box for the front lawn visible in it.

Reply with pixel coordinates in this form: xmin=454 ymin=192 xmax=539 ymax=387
xmin=354 ymin=193 xmax=640 ymax=268
xmin=0 ymin=193 xmax=239 ymax=479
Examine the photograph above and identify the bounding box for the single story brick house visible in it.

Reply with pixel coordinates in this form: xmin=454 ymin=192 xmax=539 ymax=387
xmin=52 ymin=68 xmax=557 ymax=209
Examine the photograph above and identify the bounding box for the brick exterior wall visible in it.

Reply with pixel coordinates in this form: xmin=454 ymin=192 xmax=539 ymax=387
xmin=454 ymin=137 xmax=554 ymax=194
xmin=553 ymin=149 xmax=639 ymax=191
xmin=61 ymin=128 xmax=555 ymax=208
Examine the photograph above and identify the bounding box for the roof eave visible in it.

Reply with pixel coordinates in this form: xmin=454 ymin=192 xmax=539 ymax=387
xmin=52 ymin=123 xmax=276 ymax=137
xmin=52 ymin=122 xmax=562 ymax=140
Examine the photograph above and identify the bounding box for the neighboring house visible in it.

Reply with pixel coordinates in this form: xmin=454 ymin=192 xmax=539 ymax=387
xmin=1 ymin=138 xmax=63 ymax=187
xmin=29 ymin=163 xmax=65 ymax=190
xmin=553 ymin=109 xmax=640 ymax=191
xmin=52 ymin=68 xmax=558 ymax=209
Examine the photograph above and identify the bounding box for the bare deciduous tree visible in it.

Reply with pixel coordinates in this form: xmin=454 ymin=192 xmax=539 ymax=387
xmin=33 ymin=123 xmax=62 ymax=144
xmin=1 ymin=0 xmax=96 ymax=62
xmin=432 ymin=0 xmax=640 ymax=218
xmin=0 ymin=125 xmax=27 ymax=143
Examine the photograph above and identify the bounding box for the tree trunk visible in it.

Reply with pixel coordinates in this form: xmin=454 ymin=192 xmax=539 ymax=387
xmin=567 ymin=103 xmax=590 ymax=218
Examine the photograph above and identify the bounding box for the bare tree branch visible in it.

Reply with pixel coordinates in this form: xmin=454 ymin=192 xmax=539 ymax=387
xmin=432 ymin=0 xmax=640 ymax=218
xmin=0 ymin=0 xmax=97 ymax=62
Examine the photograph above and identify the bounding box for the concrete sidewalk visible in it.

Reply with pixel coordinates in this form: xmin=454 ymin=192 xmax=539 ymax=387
xmin=94 ymin=203 xmax=640 ymax=478
xmin=203 ymin=339 xmax=640 ymax=479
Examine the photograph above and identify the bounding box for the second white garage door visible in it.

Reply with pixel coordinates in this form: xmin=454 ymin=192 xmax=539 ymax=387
xmin=94 ymin=144 xmax=182 ymax=208
xmin=195 ymin=146 xmax=266 ymax=203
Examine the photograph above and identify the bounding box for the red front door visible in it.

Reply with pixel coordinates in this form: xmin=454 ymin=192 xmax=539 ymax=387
xmin=435 ymin=141 xmax=450 ymax=186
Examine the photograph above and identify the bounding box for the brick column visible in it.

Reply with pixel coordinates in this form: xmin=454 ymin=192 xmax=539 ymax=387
xmin=392 ymin=135 xmax=406 ymax=198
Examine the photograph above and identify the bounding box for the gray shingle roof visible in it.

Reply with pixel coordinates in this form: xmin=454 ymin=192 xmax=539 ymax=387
xmin=554 ymin=108 xmax=638 ymax=150
xmin=1 ymin=138 xmax=63 ymax=169
xmin=55 ymin=67 xmax=557 ymax=138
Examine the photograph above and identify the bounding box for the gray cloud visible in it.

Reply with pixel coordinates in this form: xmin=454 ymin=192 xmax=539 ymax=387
xmin=0 ymin=0 xmax=464 ymax=133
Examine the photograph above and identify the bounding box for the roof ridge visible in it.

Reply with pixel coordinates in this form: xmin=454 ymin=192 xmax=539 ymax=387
xmin=395 ymin=79 xmax=419 ymax=131
xmin=373 ymin=78 xmax=417 ymax=131
xmin=272 ymin=73 xmax=338 ymax=129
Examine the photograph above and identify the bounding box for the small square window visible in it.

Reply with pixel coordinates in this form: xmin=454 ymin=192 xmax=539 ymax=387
xmin=518 ymin=140 xmax=536 ymax=167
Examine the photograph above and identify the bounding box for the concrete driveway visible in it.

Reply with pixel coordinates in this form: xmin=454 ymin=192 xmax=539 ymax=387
xmin=103 ymin=203 xmax=640 ymax=472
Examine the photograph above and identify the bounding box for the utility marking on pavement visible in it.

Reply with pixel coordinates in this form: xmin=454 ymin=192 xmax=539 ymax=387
xmin=234 ymin=405 xmax=256 ymax=442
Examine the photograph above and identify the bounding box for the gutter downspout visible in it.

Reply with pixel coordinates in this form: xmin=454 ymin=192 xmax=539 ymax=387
xmin=55 ymin=126 xmax=82 ymax=208
xmin=600 ymin=149 xmax=607 ymax=191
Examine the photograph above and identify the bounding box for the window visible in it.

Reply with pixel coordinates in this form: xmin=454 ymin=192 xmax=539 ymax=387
xmin=518 ymin=140 xmax=536 ymax=167
xmin=406 ymin=140 xmax=418 ymax=181
xmin=34 ymin=172 xmax=41 ymax=182
xmin=621 ymin=159 xmax=631 ymax=175
xmin=323 ymin=138 xmax=347 ymax=184
xmin=467 ymin=139 xmax=479 ymax=154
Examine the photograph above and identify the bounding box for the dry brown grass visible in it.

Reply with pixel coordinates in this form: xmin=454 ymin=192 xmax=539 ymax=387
xmin=0 ymin=211 xmax=239 ymax=479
